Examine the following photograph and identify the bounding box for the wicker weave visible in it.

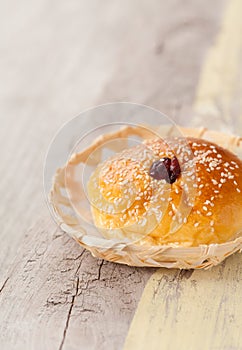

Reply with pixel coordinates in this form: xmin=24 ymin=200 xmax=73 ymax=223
xmin=49 ymin=125 xmax=242 ymax=269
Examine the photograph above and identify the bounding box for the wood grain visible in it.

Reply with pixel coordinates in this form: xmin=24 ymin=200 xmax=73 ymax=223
xmin=124 ymin=254 xmax=242 ymax=350
xmin=0 ymin=218 xmax=152 ymax=350
xmin=193 ymin=0 xmax=242 ymax=132
xmin=2 ymin=0 xmax=241 ymax=349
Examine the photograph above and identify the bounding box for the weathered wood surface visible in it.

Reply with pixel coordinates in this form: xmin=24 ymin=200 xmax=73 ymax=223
xmin=124 ymin=255 xmax=242 ymax=350
xmin=0 ymin=219 xmax=151 ymax=350
xmin=1 ymin=0 xmax=242 ymax=349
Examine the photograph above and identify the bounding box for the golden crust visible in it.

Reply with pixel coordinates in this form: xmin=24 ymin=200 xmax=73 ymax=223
xmin=88 ymin=137 xmax=242 ymax=247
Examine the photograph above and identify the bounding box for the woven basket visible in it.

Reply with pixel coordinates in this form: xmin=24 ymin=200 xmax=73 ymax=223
xmin=49 ymin=125 xmax=242 ymax=269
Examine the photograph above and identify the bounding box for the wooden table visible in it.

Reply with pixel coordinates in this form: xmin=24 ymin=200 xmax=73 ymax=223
xmin=1 ymin=0 xmax=242 ymax=349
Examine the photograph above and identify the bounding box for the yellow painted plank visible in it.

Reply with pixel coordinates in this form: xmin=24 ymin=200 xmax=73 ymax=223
xmin=194 ymin=0 xmax=242 ymax=124
xmin=124 ymin=255 xmax=242 ymax=350
xmin=124 ymin=0 xmax=242 ymax=349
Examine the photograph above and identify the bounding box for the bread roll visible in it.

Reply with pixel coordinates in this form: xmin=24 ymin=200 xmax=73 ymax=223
xmin=87 ymin=137 xmax=242 ymax=247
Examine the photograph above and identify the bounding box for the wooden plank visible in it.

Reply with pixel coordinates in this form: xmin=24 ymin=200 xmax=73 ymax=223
xmin=193 ymin=0 xmax=242 ymax=132
xmin=124 ymin=0 xmax=242 ymax=348
xmin=124 ymin=254 xmax=242 ymax=350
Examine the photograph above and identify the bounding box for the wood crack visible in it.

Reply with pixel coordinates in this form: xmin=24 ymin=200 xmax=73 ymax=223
xmin=58 ymin=250 xmax=85 ymax=350
xmin=0 ymin=277 xmax=9 ymax=294
xmin=97 ymin=260 xmax=104 ymax=281
xmin=58 ymin=276 xmax=79 ymax=350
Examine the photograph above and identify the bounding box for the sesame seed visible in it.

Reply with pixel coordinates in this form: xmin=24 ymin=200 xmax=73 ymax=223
xmin=172 ymin=203 xmax=177 ymax=212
